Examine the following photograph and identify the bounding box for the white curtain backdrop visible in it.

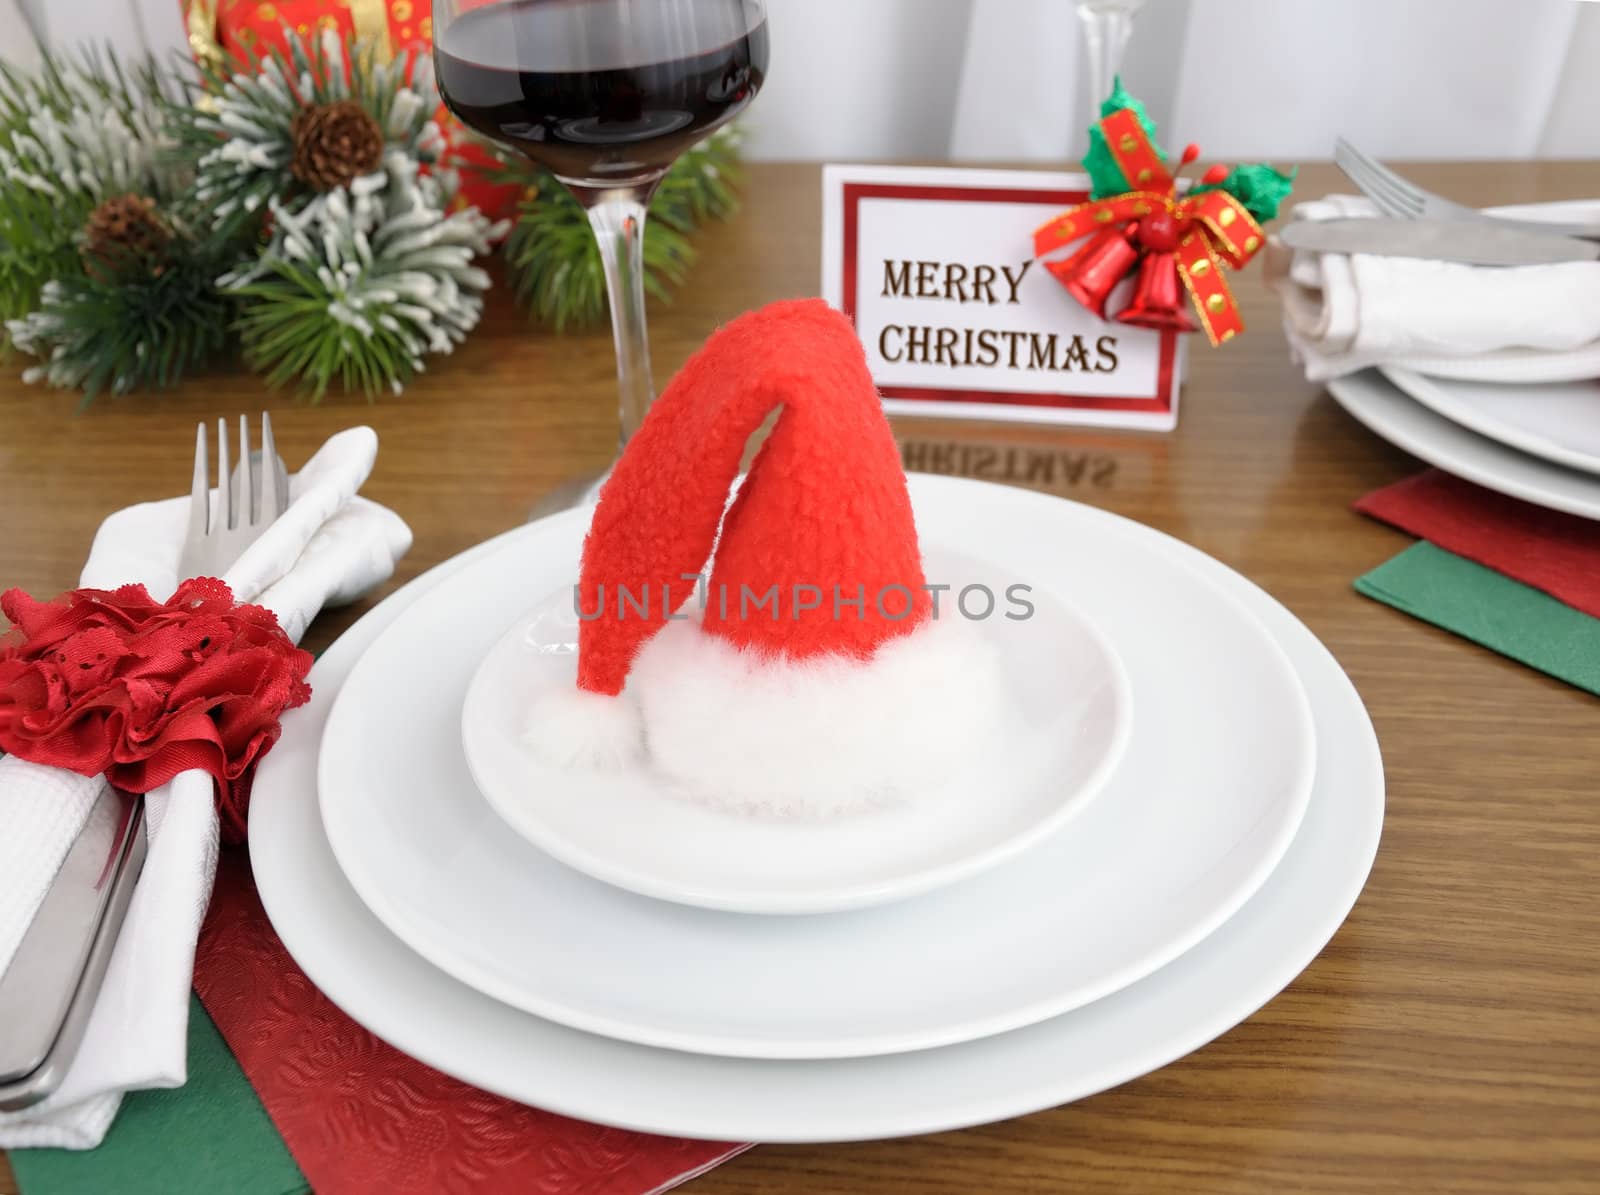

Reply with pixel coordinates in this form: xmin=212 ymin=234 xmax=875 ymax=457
xmin=6 ymin=0 xmax=1599 ymax=162
xmin=747 ymin=0 xmax=1600 ymax=162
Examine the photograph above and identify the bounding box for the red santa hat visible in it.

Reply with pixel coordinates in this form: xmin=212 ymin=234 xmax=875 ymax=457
xmin=525 ymin=299 xmax=1006 ymax=816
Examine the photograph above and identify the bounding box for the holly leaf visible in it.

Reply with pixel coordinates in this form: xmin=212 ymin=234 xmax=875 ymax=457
xmin=1191 ymin=163 xmax=1298 ymax=224
xmin=1081 ymin=77 xmax=1167 ymax=200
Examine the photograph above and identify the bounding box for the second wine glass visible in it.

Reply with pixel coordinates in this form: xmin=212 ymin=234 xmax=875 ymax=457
xmin=1076 ymin=0 xmax=1144 ymax=129
xmin=434 ymin=0 xmax=769 ymax=463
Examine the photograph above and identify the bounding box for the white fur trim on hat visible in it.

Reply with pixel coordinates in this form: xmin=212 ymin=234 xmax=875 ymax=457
xmin=629 ymin=613 xmax=1011 ymax=818
xmin=522 ymin=686 xmax=644 ymax=772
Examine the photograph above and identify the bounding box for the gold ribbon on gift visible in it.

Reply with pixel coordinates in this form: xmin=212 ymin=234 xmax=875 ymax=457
xmin=185 ymin=0 xmax=226 ymax=70
xmin=348 ymin=0 xmax=395 ymax=64
xmin=183 ymin=0 xmax=396 ymax=67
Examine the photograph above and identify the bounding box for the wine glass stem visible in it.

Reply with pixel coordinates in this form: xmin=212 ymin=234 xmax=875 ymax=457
xmin=1078 ymin=5 xmax=1137 ymax=113
xmin=586 ymin=197 xmax=656 ymax=450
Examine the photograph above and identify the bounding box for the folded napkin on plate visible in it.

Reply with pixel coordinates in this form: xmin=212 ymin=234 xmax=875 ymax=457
xmin=0 ymin=426 xmax=410 ymax=1150
xmin=1265 ymin=194 xmax=1600 ymax=382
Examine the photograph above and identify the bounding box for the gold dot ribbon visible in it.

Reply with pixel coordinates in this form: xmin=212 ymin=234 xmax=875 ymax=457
xmin=1031 ymin=106 xmax=1267 ymax=346
xmin=1101 ymin=108 xmax=1172 ymax=197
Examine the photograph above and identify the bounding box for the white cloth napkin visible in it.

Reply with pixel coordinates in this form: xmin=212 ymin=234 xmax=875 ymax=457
xmin=1265 ymin=194 xmax=1600 ymax=383
xmin=0 ymin=426 xmax=410 ymax=1149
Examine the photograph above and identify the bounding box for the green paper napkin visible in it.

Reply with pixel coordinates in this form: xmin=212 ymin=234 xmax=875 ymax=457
xmin=1357 ymin=542 xmax=1600 ymax=696
xmin=10 ymin=996 xmax=305 ymax=1195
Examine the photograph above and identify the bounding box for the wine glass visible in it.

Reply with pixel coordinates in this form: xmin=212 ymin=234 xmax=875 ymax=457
xmin=1075 ymin=0 xmax=1145 ymax=120
xmin=433 ymin=0 xmax=770 ymax=503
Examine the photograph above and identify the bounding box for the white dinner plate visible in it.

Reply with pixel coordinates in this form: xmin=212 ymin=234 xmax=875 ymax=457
xmin=456 ymin=549 xmax=1132 ymax=914
xmin=1382 ymin=368 xmax=1600 ymax=477
xmin=1327 ymin=369 xmax=1600 ymax=521
xmin=317 ymin=477 xmax=1314 ymax=1059
xmin=251 ymin=485 xmax=1383 ymax=1143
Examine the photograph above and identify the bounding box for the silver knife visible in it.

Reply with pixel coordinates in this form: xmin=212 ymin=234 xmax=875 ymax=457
xmin=1279 ymin=217 xmax=1600 ymax=266
xmin=0 ymin=787 xmax=147 ymax=1111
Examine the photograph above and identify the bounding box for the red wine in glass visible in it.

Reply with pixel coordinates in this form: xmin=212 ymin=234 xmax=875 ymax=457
xmin=433 ymin=0 xmax=768 ymax=504
xmin=435 ymin=0 xmax=768 ymax=188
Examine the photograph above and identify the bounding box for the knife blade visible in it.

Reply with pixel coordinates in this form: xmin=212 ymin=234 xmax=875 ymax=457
xmin=0 ymin=787 xmax=147 ymax=1110
xmin=1279 ymin=217 xmax=1600 ymax=266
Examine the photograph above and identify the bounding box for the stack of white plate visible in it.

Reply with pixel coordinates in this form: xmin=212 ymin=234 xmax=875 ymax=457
xmin=1328 ymin=367 xmax=1600 ymax=520
xmin=248 ymin=474 xmax=1384 ymax=1143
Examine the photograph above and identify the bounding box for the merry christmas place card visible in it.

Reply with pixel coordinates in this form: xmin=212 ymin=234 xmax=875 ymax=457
xmin=821 ymin=165 xmax=1184 ymax=431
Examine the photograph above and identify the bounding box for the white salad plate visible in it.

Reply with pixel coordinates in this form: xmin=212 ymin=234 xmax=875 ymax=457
xmin=315 ymin=475 xmax=1315 ymax=1059
xmin=251 ymin=477 xmax=1383 ymax=1142
xmin=456 ymin=546 xmax=1133 ymax=915
xmin=1327 ymin=369 xmax=1600 ymax=521
xmin=1382 ymin=368 xmax=1600 ymax=478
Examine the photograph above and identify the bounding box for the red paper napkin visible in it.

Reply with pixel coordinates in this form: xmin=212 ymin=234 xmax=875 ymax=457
xmin=193 ymin=852 xmax=747 ymax=1195
xmin=1355 ymin=470 xmax=1600 ymax=618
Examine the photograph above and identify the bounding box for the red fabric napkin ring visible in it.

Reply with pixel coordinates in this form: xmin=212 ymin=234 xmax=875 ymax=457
xmin=0 ymin=579 xmax=313 ymax=843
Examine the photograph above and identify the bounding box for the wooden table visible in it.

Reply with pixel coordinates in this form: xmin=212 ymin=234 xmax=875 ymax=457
xmin=2 ymin=162 xmax=1597 ymax=1194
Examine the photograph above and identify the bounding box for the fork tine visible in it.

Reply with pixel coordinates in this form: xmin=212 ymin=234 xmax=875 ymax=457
xmin=239 ymin=413 xmax=260 ymax=527
xmin=187 ymin=422 xmax=209 ymax=540
xmin=1334 ymin=141 xmax=1382 ymax=198
xmin=217 ymin=417 xmax=234 ymax=532
xmin=1334 ymin=142 xmax=1419 ymax=219
xmin=1352 ymin=165 xmax=1417 ymax=218
xmin=1335 ymin=138 xmax=1394 ymax=185
xmin=1333 ymin=141 xmax=1380 ymax=199
xmin=261 ymin=411 xmax=286 ymax=518
xmin=1335 ymin=139 xmax=1424 ymax=217
xmin=1345 ymin=141 xmax=1424 ymax=207
xmin=1354 ymin=160 xmax=1423 ymax=217
xmin=1334 ymin=140 xmax=1391 ymax=199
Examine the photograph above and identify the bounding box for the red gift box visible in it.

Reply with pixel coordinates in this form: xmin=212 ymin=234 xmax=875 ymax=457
xmin=182 ymin=0 xmax=521 ymax=224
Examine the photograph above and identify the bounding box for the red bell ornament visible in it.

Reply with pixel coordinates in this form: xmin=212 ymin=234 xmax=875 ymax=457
xmin=1032 ymin=93 xmax=1290 ymax=347
xmin=1044 ymin=225 xmax=1139 ymax=320
xmin=1116 ymin=251 xmax=1196 ymax=333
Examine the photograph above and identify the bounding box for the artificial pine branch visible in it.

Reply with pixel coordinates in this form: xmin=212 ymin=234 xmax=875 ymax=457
xmin=498 ymin=126 xmax=744 ymax=330
xmin=6 ymin=230 xmax=232 ymax=397
xmin=171 ymin=28 xmax=445 ymax=243
xmin=222 ymin=157 xmax=506 ymax=399
xmin=0 ymin=50 xmax=177 ymax=339
xmin=0 ymin=50 xmax=233 ymax=395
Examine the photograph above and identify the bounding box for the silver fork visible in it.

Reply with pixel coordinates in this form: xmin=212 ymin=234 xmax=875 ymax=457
xmin=177 ymin=413 xmax=289 ymax=581
xmin=1334 ymin=138 xmax=1600 ymax=242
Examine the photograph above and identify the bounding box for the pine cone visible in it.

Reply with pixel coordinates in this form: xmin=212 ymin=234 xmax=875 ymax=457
xmin=81 ymin=194 xmax=171 ymax=281
xmin=290 ymin=100 xmax=385 ymax=192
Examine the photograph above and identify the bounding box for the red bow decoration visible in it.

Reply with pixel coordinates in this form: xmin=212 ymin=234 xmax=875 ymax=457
xmin=1033 ymin=108 xmax=1267 ymax=346
xmin=0 ymin=579 xmax=313 ymax=843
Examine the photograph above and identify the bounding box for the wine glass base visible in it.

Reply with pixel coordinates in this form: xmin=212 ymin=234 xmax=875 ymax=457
xmin=526 ymin=469 xmax=610 ymax=522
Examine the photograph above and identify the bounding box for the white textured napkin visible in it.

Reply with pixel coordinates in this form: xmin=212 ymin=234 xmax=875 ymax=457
xmin=0 ymin=425 xmax=410 ymax=1149
xmin=1265 ymin=194 xmax=1600 ymax=383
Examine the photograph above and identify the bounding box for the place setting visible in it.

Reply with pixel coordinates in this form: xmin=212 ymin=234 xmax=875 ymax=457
xmin=20 ymin=0 xmax=1600 ymax=1191
xmin=1266 ymin=139 xmax=1600 ymax=695
xmin=250 ymin=24 xmax=1384 ymax=1156
xmin=1269 ymin=140 xmax=1600 ymax=521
